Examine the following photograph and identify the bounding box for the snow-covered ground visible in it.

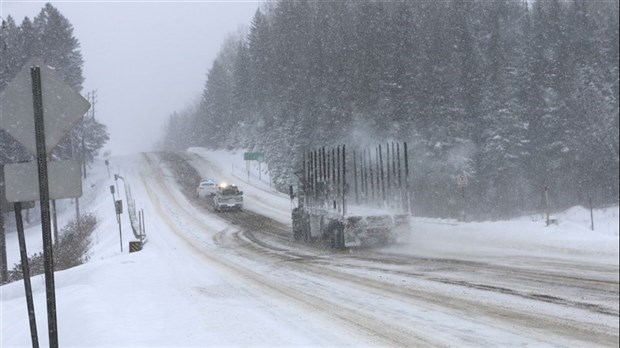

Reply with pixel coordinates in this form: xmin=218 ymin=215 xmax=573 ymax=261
xmin=1 ymin=149 xmax=618 ymax=346
xmin=188 ymin=147 xmax=619 ymax=268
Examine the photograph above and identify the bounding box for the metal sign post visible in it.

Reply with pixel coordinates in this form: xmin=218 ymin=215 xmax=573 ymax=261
xmin=31 ymin=66 xmax=59 ymax=347
xmin=110 ymin=185 xmax=123 ymax=251
xmin=116 ymin=200 xmax=123 ymax=252
xmin=0 ymin=59 xmax=90 ymax=348
xmin=105 ymin=159 xmax=111 ymax=179
xmin=544 ymin=186 xmax=550 ymax=226
xmin=243 ymin=152 xmax=266 ymax=183
xmin=14 ymin=202 xmax=40 ymax=348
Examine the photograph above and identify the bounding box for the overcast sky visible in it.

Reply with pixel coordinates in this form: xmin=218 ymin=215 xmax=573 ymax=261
xmin=1 ymin=0 xmax=260 ymax=156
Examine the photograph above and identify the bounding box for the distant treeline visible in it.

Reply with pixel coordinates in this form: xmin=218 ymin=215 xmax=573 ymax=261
xmin=161 ymin=0 xmax=619 ymax=219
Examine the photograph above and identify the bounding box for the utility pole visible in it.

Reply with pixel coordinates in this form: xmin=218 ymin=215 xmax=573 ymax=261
xmin=0 ymin=168 xmax=7 ymax=283
xmin=70 ymin=119 xmax=81 ymax=225
xmin=82 ymin=89 xmax=96 ymax=179
xmin=0 ymin=19 xmax=9 ymax=284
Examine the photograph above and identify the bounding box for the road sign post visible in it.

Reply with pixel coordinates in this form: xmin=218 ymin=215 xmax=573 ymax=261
xmin=116 ymin=200 xmax=123 ymax=252
xmin=243 ymin=152 xmax=265 ymax=183
xmin=0 ymin=58 xmax=91 ymax=348
xmin=15 ymin=202 xmax=40 ymax=348
xmin=31 ymin=66 xmax=59 ymax=347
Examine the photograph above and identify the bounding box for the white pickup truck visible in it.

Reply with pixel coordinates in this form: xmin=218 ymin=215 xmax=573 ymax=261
xmin=196 ymin=179 xmax=217 ymax=198
xmin=213 ymin=184 xmax=243 ymax=212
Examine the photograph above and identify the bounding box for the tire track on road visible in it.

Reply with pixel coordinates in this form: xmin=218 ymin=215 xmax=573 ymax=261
xmin=163 ymin=151 xmax=620 ymax=347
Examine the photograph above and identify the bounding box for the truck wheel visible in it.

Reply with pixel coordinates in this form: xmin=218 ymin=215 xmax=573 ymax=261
xmin=302 ymin=216 xmax=311 ymax=242
xmin=293 ymin=224 xmax=302 ymax=241
xmin=338 ymin=228 xmax=345 ymax=249
xmin=292 ymin=208 xmax=301 ymax=241
xmin=329 ymin=225 xmax=345 ymax=249
xmin=335 ymin=226 xmax=345 ymax=249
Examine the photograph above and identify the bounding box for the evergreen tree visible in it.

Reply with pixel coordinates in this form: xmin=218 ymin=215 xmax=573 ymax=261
xmin=1 ymin=4 xmax=108 ymax=172
xmin=163 ymin=0 xmax=619 ymax=215
xmin=33 ymin=3 xmax=84 ymax=90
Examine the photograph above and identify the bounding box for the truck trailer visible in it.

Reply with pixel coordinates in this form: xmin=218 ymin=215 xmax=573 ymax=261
xmin=290 ymin=142 xmax=411 ymax=249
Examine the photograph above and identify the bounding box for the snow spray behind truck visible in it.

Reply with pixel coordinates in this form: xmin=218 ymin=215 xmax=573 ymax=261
xmin=290 ymin=142 xmax=411 ymax=249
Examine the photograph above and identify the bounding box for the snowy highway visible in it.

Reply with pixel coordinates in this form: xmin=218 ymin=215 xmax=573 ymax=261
xmin=2 ymin=150 xmax=617 ymax=347
xmin=2 ymin=2 xmax=619 ymax=346
xmin=139 ymin=151 xmax=619 ymax=347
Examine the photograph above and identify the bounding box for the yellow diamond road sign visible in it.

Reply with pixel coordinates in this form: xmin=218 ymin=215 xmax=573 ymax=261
xmin=0 ymin=58 xmax=91 ymax=155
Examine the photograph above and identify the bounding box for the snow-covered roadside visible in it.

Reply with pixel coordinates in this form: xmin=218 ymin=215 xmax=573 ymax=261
xmin=2 ymin=154 xmax=336 ymax=347
xmin=188 ymin=147 xmax=619 ymax=269
xmin=2 ymin=150 xmax=618 ymax=346
xmin=401 ymin=211 xmax=618 ymax=269
xmin=186 ymin=147 xmax=293 ymax=226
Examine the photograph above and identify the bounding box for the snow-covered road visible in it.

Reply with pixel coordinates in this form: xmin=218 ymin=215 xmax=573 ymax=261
xmin=2 ymin=150 xmax=618 ymax=347
xmin=150 ymin=151 xmax=619 ymax=346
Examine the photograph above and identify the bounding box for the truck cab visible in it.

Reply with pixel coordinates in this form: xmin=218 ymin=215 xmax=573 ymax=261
xmin=213 ymin=184 xmax=243 ymax=212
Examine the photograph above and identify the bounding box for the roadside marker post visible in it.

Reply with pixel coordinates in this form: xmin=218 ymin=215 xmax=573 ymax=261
xmin=0 ymin=59 xmax=91 ymax=347
xmin=14 ymin=202 xmax=40 ymax=348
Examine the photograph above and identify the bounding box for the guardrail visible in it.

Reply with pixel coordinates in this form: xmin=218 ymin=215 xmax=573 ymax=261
xmin=115 ymin=174 xmax=147 ymax=248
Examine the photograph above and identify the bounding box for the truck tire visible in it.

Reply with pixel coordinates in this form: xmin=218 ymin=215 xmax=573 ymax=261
xmin=302 ymin=215 xmax=311 ymax=242
xmin=328 ymin=223 xmax=345 ymax=249
xmin=336 ymin=226 xmax=345 ymax=249
xmin=292 ymin=208 xmax=303 ymax=241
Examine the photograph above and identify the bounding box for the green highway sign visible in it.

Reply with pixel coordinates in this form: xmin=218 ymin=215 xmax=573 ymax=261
xmin=244 ymin=152 xmax=265 ymax=161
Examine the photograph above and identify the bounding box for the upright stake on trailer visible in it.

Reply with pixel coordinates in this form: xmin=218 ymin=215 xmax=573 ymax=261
xmin=313 ymin=150 xmax=318 ymax=202
xmin=317 ymin=149 xmax=322 ymax=184
xmin=368 ymin=149 xmax=374 ymax=201
xmin=588 ymin=191 xmax=594 ymax=231
xmin=391 ymin=142 xmax=396 ymax=200
xmin=326 ymin=150 xmax=331 ymax=204
xmin=332 ymin=148 xmax=336 ymax=198
xmin=337 ymin=146 xmax=341 ymax=212
xmin=544 ymin=186 xmax=550 ymax=226
xmin=14 ymin=202 xmax=40 ymax=348
xmin=386 ymin=143 xmax=391 ymax=206
xmin=308 ymin=152 xmax=313 ymax=203
xmin=322 ymin=147 xmax=329 ymax=181
xmin=362 ymin=150 xmax=368 ymax=204
xmin=353 ymin=149 xmax=358 ymax=205
xmin=379 ymin=144 xmax=385 ymax=206
xmin=375 ymin=147 xmax=381 ymax=207
xmin=396 ymin=143 xmax=402 ymax=210
xmin=342 ymin=145 xmax=346 ymax=216
xmin=404 ymin=142 xmax=410 ymax=213
xmin=31 ymin=66 xmax=59 ymax=348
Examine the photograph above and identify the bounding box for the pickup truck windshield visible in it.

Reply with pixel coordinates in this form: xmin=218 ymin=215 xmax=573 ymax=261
xmin=221 ymin=187 xmax=240 ymax=196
